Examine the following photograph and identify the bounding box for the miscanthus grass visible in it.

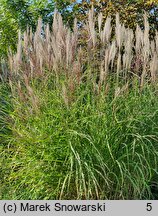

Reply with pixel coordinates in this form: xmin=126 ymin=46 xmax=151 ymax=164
xmin=0 ymin=9 xmax=158 ymax=199
xmin=1 ymin=77 xmax=158 ymax=199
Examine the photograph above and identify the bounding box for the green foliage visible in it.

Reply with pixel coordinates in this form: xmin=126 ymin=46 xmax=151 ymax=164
xmin=4 ymin=0 xmax=55 ymax=31
xmin=1 ymin=76 xmax=158 ymax=199
xmin=0 ymin=1 xmax=18 ymax=57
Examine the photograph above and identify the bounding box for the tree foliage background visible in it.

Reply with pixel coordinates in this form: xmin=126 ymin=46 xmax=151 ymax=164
xmin=0 ymin=0 xmax=157 ymax=58
xmin=76 ymin=1 xmax=158 ymax=30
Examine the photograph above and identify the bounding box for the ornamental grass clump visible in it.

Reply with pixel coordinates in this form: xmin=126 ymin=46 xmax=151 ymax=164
xmin=0 ymin=9 xmax=158 ymax=199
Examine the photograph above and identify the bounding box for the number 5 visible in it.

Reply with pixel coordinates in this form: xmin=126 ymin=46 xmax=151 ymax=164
xmin=146 ymin=203 xmax=152 ymax=211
